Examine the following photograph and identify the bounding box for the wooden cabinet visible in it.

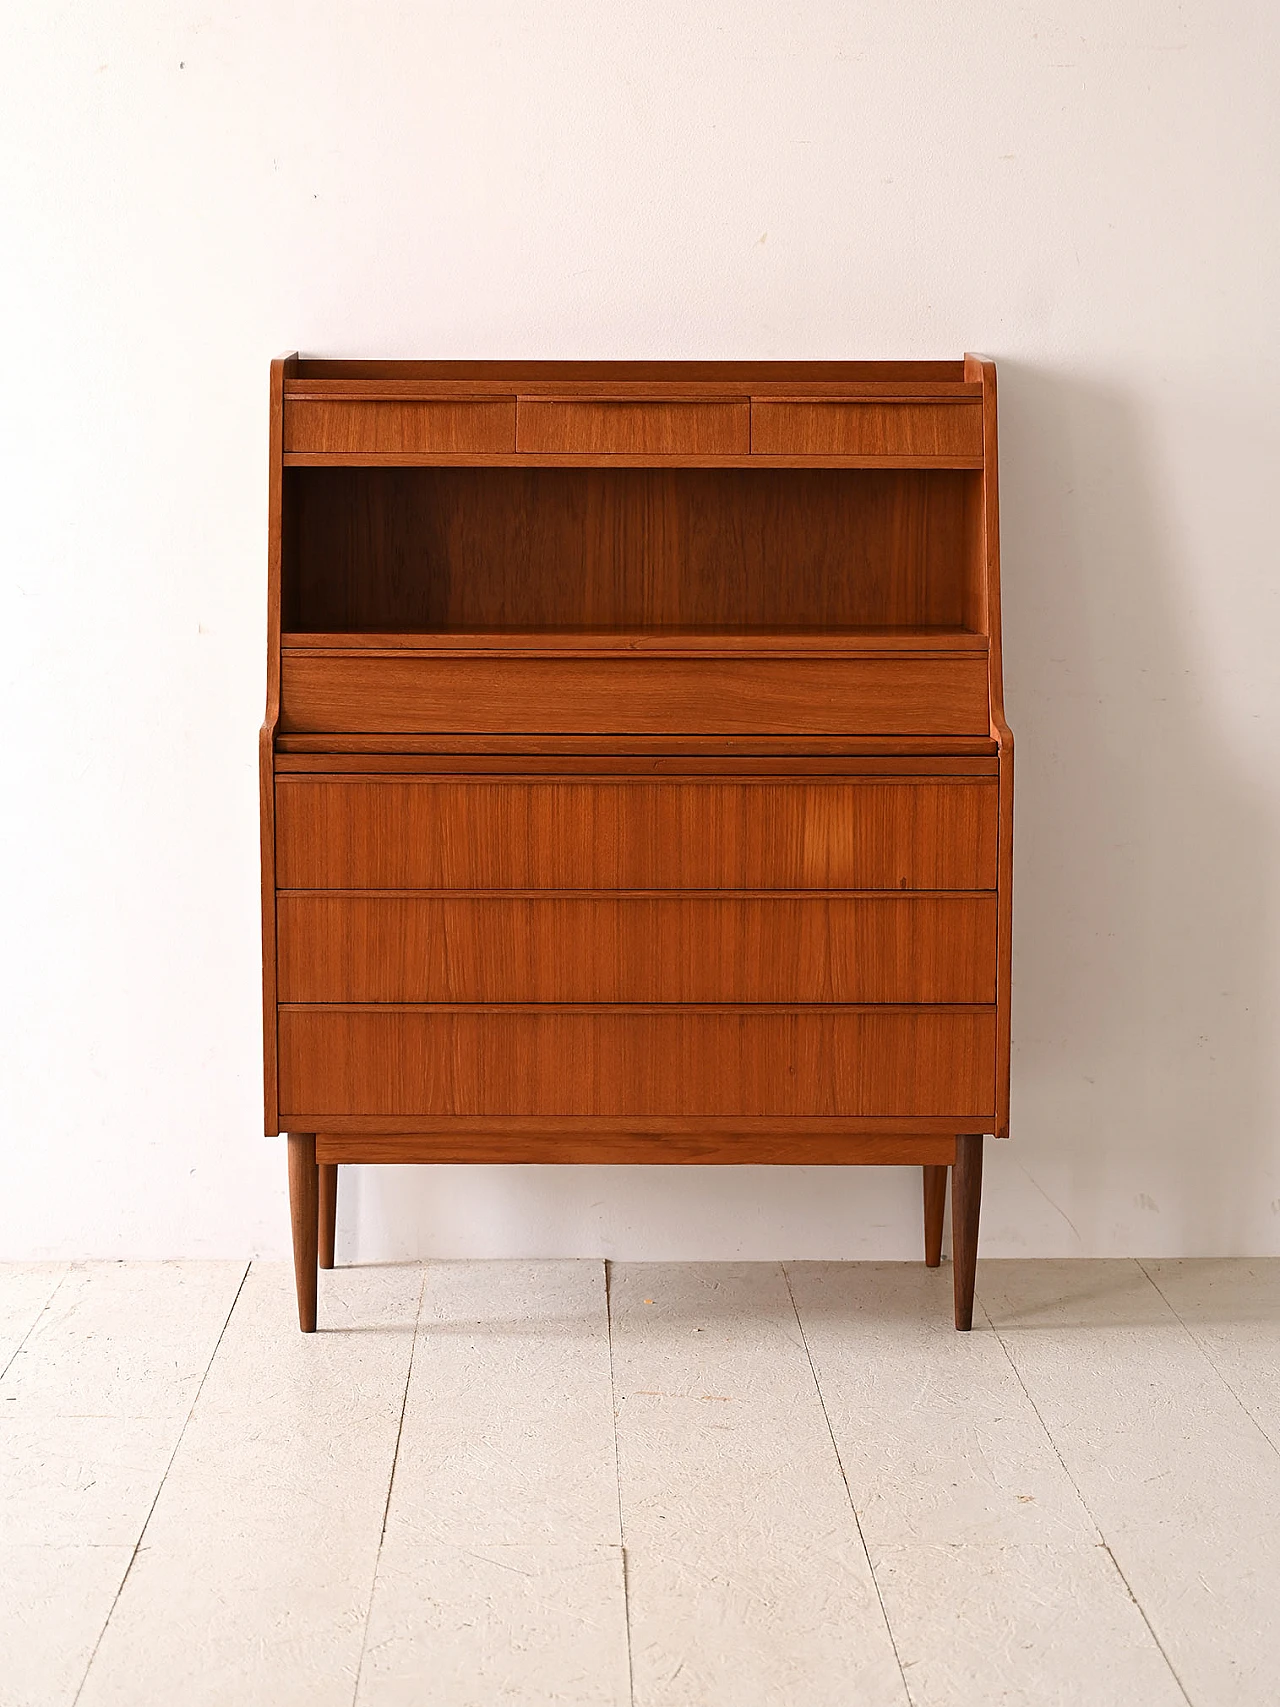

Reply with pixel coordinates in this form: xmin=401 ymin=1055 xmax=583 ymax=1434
xmin=262 ymin=357 xmax=1013 ymax=1333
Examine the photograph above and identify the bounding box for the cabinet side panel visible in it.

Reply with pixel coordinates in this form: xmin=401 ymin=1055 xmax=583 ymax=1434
xmin=966 ymin=354 xmax=1013 ymax=1134
xmin=262 ymin=353 xmax=296 ymax=1134
xmin=996 ymin=747 xmax=1014 ymax=1134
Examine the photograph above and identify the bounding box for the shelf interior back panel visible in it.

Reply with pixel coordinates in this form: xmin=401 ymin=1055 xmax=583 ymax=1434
xmin=282 ymin=465 xmax=985 ymax=634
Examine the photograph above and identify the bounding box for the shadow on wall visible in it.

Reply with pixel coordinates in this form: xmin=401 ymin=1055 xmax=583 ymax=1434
xmin=332 ymin=365 xmax=1278 ymax=1263
xmin=999 ymin=362 xmax=1275 ymax=1254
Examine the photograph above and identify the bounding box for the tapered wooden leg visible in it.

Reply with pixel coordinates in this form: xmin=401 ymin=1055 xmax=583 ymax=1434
xmin=287 ymin=1133 xmax=318 ymax=1333
xmin=922 ymin=1165 xmax=948 ymax=1268
xmin=951 ymin=1134 xmax=983 ymax=1331
xmin=318 ymin=1164 xmax=338 ymax=1270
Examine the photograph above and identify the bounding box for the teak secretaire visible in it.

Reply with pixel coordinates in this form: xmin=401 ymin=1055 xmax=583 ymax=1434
xmin=260 ymin=357 xmax=1013 ymax=1332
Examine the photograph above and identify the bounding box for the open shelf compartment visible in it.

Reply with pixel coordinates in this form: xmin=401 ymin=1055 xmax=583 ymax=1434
xmin=281 ymin=465 xmax=989 ymax=640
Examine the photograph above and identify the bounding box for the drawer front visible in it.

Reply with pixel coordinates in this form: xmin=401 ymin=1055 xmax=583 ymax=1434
xmin=275 ymin=779 xmax=998 ymax=890
xmin=516 ymin=399 xmax=750 ymax=455
xmin=277 ymin=894 xmax=997 ymax=1004
xmin=278 ymin=652 xmax=989 ymax=736
xmin=278 ymin=1007 xmax=997 ymax=1120
xmin=751 ymin=401 xmax=982 ymax=460
xmin=284 ymin=398 xmax=516 ymax=455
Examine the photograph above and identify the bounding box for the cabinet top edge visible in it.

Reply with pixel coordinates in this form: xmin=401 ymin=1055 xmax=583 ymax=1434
xmin=288 ymin=359 xmax=975 ymax=380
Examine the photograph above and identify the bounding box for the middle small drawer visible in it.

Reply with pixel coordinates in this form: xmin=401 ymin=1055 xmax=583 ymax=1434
xmin=277 ymin=892 xmax=996 ymax=1004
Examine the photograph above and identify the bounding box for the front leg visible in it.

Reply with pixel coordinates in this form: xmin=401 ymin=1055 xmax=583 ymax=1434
xmin=951 ymin=1134 xmax=983 ymax=1330
xmin=287 ymin=1133 xmax=319 ymax=1332
xmin=318 ymin=1163 xmax=338 ymax=1270
xmin=922 ymin=1164 xmax=948 ymax=1268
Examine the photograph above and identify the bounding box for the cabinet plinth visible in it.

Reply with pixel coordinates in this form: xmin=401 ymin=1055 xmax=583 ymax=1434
xmin=262 ymin=356 xmax=1012 ymax=1330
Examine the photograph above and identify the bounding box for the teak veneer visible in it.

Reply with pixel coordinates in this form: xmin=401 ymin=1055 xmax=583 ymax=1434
xmin=261 ymin=356 xmax=1013 ymax=1332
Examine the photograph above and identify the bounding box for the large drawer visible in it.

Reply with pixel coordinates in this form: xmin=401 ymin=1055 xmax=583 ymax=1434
xmin=277 ymin=651 xmax=990 ymax=736
xmin=278 ymin=1006 xmax=997 ymax=1120
xmin=275 ymin=778 xmax=999 ymax=891
xmin=277 ymin=893 xmax=997 ymax=1004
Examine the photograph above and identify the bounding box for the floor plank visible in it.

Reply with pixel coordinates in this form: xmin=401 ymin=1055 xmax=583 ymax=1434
xmin=0 ymin=1261 xmax=246 ymax=1707
xmin=610 ymin=1261 xmax=907 ymax=1707
xmin=982 ymin=1258 xmax=1280 ymax=1707
xmin=0 ymin=1263 xmax=69 ymax=1376
xmin=356 ymin=1259 xmax=628 ymax=1707
xmin=787 ymin=1261 xmax=1186 ymax=1707
xmin=76 ymin=1261 xmax=422 ymax=1707
xmin=8 ymin=1257 xmax=1280 ymax=1706
xmin=1 ymin=1545 xmax=136 ymax=1707
xmin=1142 ymin=1258 xmax=1280 ymax=1449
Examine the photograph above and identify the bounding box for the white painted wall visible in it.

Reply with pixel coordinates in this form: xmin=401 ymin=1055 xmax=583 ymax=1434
xmin=3 ymin=2 xmax=1278 ymax=1261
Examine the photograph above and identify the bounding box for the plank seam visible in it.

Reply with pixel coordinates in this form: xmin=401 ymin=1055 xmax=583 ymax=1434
xmin=352 ymin=1263 xmax=430 ymax=1706
xmin=603 ymin=1260 xmax=636 ymax=1707
xmin=981 ymin=1276 xmax=1195 ymax=1707
xmin=1136 ymin=1259 xmax=1280 ymax=1461
xmin=71 ymin=1261 xmax=253 ymax=1707
xmin=780 ymin=1263 xmax=911 ymax=1705
xmin=0 ymin=1262 xmax=72 ymax=1385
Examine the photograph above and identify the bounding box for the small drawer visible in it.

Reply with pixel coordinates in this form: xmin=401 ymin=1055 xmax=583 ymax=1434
xmin=277 ymin=894 xmax=998 ymax=1004
xmin=278 ymin=1006 xmax=998 ymax=1121
xmin=516 ymin=398 xmax=750 ymax=455
xmin=277 ymin=651 xmax=990 ymax=737
xmin=284 ymin=398 xmax=516 ymax=456
xmin=274 ymin=778 xmax=999 ymax=891
xmin=751 ymin=400 xmax=983 ymax=460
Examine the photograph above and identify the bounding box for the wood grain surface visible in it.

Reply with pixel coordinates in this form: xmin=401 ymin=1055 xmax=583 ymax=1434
xmin=516 ymin=398 xmax=749 ymax=455
xmin=261 ymin=357 xmax=1012 ymax=1306
xmin=272 ymin=730 xmax=999 ymax=758
xmin=283 ymin=466 xmax=976 ymax=633
xmin=751 ymin=399 xmax=983 ymax=458
xmin=277 ymin=649 xmax=990 ymax=736
xmin=260 ymin=353 xmax=297 ymax=1135
xmin=314 ymin=1131 xmax=959 ymax=1165
xmin=276 ymin=892 xmax=997 ymax=1004
xmin=274 ymin=777 xmax=999 ymax=891
xmin=277 ymin=1006 xmax=998 ymax=1120
xmin=285 ymin=398 xmax=515 ymax=455
xmin=966 ymin=356 xmax=1015 ymax=1137
xmin=288 ymin=357 xmax=972 ymax=385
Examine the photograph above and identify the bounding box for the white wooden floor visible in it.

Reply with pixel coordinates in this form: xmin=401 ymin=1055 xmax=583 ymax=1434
xmin=3 ymin=1258 xmax=1278 ymax=1706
